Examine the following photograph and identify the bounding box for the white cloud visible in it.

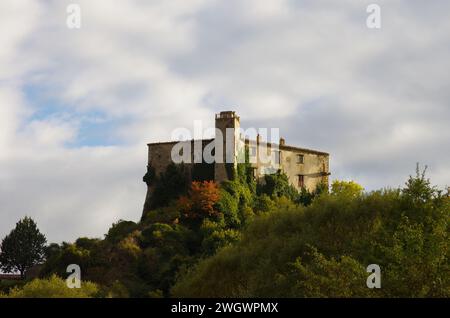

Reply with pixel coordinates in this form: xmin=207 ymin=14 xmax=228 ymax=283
xmin=0 ymin=0 xmax=449 ymax=242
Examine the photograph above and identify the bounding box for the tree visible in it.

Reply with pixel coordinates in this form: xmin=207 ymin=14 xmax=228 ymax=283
xmin=331 ymin=180 xmax=364 ymax=197
xmin=178 ymin=181 xmax=221 ymax=221
xmin=0 ymin=217 xmax=47 ymax=279
xmin=402 ymin=164 xmax=438 ymax=204
xmin=105 ymin=220 xmax=138 ymax=244
xmin=257 ymin=171 xmax=298 ymax=201
xmin=296 ymin=183 xmax=327 ymax=206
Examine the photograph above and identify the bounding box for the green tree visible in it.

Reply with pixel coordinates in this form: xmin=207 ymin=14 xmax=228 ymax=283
xmin=200 ymin=219 xmax=241 ymax=255
xmin=257 ymin=171 xmax=298 ymax=201
xmin=331 ymin=180 xmax=364 ymax=197
xmin=105 ymin=220 xmax=138 ymax=244
xmin=0 ymin=217 xmax=47 ymax=279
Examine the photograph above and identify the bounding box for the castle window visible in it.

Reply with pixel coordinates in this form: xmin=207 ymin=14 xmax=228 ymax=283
xmin=249 ymin=146 xmax=257 ymax=157
xmin=297 ymin=154 xmax=304 ymax=164
xmin=298 ymin=175 xmax=305 ymax=188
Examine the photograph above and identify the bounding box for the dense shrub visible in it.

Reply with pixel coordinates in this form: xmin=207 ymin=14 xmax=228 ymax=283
xmin=200 ymin=219 xmax=241 ymax=256
xmin=257 ymin=171 xmax=298 ymax=201
xmin=172 ymin=171 xmax=449 ymax=297
xmin=0 ymin=275 xmax=99 ymax=298
xmin=216 ymin=189 xmax=241 ymax=227
xmin=253 ymin=194 xmax=276 ymax=214
xmin=105 ymin=221 xmax=138 ymax=244
xmin=141 ymin=203 xmax=181 ymax=226
xmin=35 ymin=165 xmax=448 ymax=298
xmin=331 ymin=180 xmax=364 ymax=197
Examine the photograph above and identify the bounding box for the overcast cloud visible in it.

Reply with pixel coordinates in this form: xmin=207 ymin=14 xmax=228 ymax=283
xmin=0 ymin=0 xmax=449 ymax=243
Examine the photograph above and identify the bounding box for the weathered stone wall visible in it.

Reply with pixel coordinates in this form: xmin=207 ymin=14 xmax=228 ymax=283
xmin=247 ymin=140 xmax=330 ymax=192
xmin=147 ymin=139 xmax=215 ymax=177
xmin=143 ymin=139 xmax=216 ymax=212
xmin=143 ymin=111 xmax=330 ymax=212
xmin=148 ymin=142 xmax=179 ymax=177
xmin=143 ymin=142 xmax=180 ymax=212
xmin=279 ymin=149 xmax=329 ymax=192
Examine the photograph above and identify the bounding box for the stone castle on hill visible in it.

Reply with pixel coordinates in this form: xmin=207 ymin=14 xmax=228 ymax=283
xmin=143 ymin=111 xmax=330 ymax=211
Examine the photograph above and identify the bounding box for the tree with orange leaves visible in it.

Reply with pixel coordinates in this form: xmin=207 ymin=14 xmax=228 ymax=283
xmin=178 ymin=181 xmax=221 ymax=220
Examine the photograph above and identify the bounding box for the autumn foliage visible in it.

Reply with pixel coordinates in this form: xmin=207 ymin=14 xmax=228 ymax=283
xmin=178 ymin=181 xmax=221 ymax=219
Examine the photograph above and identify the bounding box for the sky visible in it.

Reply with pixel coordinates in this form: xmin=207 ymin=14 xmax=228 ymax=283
xmin=0 ymin=0 xmax=449 ymax=243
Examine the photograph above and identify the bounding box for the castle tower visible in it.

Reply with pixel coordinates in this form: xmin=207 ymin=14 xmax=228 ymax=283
xmin=214 ymin=111 xmax=241 ymax=183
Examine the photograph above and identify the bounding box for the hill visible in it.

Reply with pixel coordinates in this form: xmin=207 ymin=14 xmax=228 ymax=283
xmin=3 ymin=164 xmax=448 ymax=297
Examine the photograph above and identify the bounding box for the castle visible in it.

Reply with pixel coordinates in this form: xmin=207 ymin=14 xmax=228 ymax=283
xmin=143 ymin=111 xmax=330 ymax=211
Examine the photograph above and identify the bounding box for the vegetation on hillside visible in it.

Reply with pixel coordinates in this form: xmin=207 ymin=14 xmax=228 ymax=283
xmin=0 ymin=275 xmax=99 ymax=298
xmin=1 ymin=164 xmax=448 ymax=297
xmin=173 ymin=170 xmax=449 ymax=297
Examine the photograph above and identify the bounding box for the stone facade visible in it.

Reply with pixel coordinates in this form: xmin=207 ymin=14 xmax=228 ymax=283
xmin=245 ymin=139 xmax=330 ymax=192
xmin=143 ymin=111 xmax=330 ymax=210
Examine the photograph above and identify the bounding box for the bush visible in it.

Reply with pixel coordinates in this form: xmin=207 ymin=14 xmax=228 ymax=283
xmin=253 ymin=194 xmax=276 ymax=214
xmin=216 ymin=189 xmax=240 ymax=227
xmin=105 ymin=221 xmax=138 ymax=244
xmin=106 ymin=280 xmax=130 ymax=298
xmin=200 ymin=219 xmax=241 ymax=255
xmin=1 ymin=275 xmax=99 ymax=298
xmin=331 ymin=180 xmax=364 ymax=197
xmin=296 ymin=183 xmax=328 ymax=206
xmin=172 ymin=171 xmax=449 ymax=297
xmin=141 ymin=204 xmax=180 ymax=226
xmin=219 ymin=178 xmax=255 ymax=227
xmin=0 ymin=280 xmax=24 ymax=295
xmin=257 ymin=171 xmax=298 ymax=201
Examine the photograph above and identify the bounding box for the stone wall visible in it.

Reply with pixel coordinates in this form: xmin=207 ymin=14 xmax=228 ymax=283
xmin=279 ymin=149 xmax=329 ymax=192
xmin=247 ymin=140 xmax=330 ymax=192
xmin=143 ymin=139 xmax=216 ymax=212
xmin=143 ymin=111 xmax=330 ymax=212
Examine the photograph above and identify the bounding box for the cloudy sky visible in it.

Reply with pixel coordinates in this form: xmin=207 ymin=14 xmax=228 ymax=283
xmin=1 ymin=0 xmax=449 ymax=243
